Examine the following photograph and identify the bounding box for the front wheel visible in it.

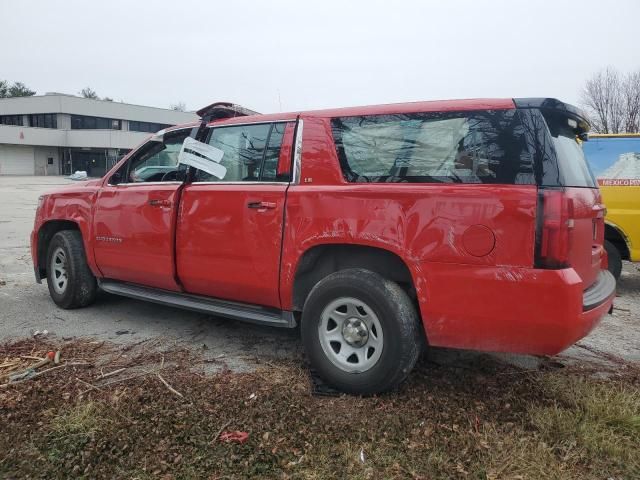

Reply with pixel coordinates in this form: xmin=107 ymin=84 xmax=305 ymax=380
xmin=46 ymin=230 xmax=97 ymax=309
xmin=301 ymin=269 xmax=421 ymax=395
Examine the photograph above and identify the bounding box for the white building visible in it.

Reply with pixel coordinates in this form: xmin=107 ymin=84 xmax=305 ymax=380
xmin=0 ymin=93 xmax=198 ymax=176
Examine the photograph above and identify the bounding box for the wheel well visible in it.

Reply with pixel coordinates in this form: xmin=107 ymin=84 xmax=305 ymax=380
xmin=37 ymin=221 xmax=80 ymax=278
xmin=292 ymin=244 xmax=415 ymax=312
xmin=605 ymin=224 xmax=630 ymax=260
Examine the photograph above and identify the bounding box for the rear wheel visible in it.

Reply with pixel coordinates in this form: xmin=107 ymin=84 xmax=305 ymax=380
xmin=301 ymin=268 xmax=421 ymax=395
xmin=46 ymin=230 xmax=97 ymax=309
xmin=604 ymin=240 xmax=622 ymax=280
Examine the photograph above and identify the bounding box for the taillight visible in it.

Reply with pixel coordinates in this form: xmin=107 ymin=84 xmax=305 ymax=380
xmin=536 ymin=189 xmax=574 ymax=269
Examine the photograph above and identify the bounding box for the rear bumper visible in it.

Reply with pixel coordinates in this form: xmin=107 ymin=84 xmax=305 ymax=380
xmin=418 ymin=264 xmax=615 ymax=356
xmin=583 ymin=270 xmax=615 ymax=311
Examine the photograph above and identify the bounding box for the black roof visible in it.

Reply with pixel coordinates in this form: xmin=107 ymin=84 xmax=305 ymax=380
xmin=514 ymin=98 xmax=590 ymax=132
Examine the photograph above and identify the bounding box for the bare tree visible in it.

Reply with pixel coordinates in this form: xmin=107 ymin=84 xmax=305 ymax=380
xmin=622 ymin=70 xmax=640 ymax=133
xmin=170 ymin=102 xmax=187 ymax=112
xmin=79 ymin=87 xmax=115 ymax=102
xmin=581 ymin=67 xmax=640 ymax=133
xmin=80 ymin=87 xmax=99 ymax=99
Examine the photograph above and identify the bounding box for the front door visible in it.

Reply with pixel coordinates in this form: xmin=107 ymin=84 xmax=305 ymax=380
xmin=176 ymin=121 xmax=294 ymax=308
xmin=93 ymin=128 xmax=190 ymax=291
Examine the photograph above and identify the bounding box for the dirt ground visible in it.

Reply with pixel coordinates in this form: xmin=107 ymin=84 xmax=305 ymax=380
xmin=0 ymin=176 xmax=639 ymax=372
xmin=1 ymin=338 xmax=639 ymax=479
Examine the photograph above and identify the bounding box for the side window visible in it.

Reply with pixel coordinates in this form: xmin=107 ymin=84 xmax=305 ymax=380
xmin=261 ymin=122 xmax=286 ymax=182
xmin=331 ymin=110 xmax=533 ymax=184
xmin=123 ymin=130 xmax=190 ymax=183
xmin=192 ymin=122 xmax=287 ymax=182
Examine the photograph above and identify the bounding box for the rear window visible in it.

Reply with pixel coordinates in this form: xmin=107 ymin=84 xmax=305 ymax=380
xmin=543 ymin=113 xmax=596 ymax=188
xmin=331 ymin=110 xmax=533 ymax=184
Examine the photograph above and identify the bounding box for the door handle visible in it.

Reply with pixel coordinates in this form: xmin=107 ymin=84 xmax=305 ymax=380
xmin=247 ymin=201 xmax=276 ymax=210
xmin=148 ymin=199 xmax=172 ymax=207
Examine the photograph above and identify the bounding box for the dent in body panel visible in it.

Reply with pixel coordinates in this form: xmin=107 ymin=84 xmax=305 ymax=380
xmin=92 ymin=185 xmax=181 ymax=290
xmin=418 ymin=264 xmax=584 ymax=353
xmin=279 ymin=114 xmax=542 ymax=350
xmin=280 ymin=184 xmax=537 ymax=311
xmin=36 ymin=183 xmax=101 ymax=276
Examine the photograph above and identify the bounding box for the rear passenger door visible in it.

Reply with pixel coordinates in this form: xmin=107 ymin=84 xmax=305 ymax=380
xmin=176 ymin=121 xmax=295 ymax=308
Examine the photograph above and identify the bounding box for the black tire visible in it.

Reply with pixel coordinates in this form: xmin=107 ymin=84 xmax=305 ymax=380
xmin=301 ymin=268 xmax=421 ymax=395
xmin=604 ymin=240 xmax=622 ymax=280
xmin=46 ymin=230 xmax=97 ymax=309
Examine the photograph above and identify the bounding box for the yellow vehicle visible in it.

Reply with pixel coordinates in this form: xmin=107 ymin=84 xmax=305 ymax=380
xmin=583 ymin=133 xmax=640 ymax=278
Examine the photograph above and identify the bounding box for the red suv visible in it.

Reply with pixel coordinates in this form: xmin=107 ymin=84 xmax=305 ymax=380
xmin=31 ymin=98 xmax=615 ymax=394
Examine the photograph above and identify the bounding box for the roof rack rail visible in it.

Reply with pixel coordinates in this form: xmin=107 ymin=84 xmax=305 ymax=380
xmin=196 ymin=102 xmax=259 ymax=121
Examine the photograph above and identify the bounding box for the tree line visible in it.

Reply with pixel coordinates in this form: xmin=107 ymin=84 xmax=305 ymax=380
xmin=0 ymin=80 xmax=187 ymax=111
xmin=0 ymin=80 xmax=36 ymax=98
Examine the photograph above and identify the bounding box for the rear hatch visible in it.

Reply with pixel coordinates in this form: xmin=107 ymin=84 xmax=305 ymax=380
xmin=517 ymin=99 xmax=604 ymax=290
xmin=547 ymin=112 xmax=603 ymax=289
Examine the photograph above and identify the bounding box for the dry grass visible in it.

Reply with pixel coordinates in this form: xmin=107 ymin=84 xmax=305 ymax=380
xmin=0 ymin=338 xmax=639 ymax=479
xmin=529 ymin=375 xmax=640 ymax=476
xmin=49 ymin=401 xmax=108 ymax=437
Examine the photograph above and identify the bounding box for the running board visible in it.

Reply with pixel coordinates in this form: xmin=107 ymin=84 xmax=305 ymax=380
xmin=98 ymin=279 xmax=296 ymax=328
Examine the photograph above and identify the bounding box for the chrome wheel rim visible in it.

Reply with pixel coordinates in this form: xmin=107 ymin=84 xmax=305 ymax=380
xmin=318 ymin=297 xmax=384 ymax=373
xmin=51 ymin=247 xmax=68 ymax=295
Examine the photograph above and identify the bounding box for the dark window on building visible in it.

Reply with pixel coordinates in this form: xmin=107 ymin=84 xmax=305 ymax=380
xmin=71 ymin=115 xmax=121 ymax=130
xmin=0 ymin=115 xmax=24 ymax=126
xmin=28 ymin=114 xmax=57 ymax=129
xmin=128 ymin=120 xmax=171 ymax=133
xmin=47 ymin=157 xmax=54 ymax=165
xmin=331 ymin=109 xmax=533 ymax=184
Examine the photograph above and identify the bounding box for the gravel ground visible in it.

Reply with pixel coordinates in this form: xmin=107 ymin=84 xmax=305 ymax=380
xmin=0 ymin=176 xmax=638 ymax=371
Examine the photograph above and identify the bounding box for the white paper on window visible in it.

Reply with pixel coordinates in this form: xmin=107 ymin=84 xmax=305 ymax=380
xmin=177 ymin=137 xmax=227 ymax=179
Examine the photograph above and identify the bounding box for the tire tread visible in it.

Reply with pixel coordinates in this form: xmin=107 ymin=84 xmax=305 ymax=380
xmin=46 ymin=230 xmax=97 ymax=309
xmin=301 ymin=268 xmax=422 ymax=395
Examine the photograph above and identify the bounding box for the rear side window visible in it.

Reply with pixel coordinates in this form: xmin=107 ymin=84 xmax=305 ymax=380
xmin=192 ymin=122 xmax=288 ymax=182
xmin=331 ymin=110 xmax=533 ymax=184
xmin=543 ymin=112 xmax=596 ymax=188
xmin=552 ymin=134 xmax=596 ymax=187
xmin=261 ymin=122 xmax=286 ymax=182
xmin=210 ymin=123 xmax=270 ymax=182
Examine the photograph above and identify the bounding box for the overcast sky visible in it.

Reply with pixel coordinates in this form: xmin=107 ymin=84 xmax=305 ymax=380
xmin=1 ymin=0 xmax=638 ymax=114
